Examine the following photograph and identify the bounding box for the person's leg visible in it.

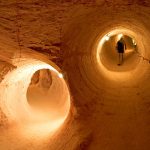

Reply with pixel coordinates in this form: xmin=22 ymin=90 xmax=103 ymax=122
xmin=118 ymin=53 xmax=121 ymax=65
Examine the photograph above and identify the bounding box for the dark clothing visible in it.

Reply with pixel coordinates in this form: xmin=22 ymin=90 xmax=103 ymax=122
xmin=117 ymin=41 xmax=125 ymax=53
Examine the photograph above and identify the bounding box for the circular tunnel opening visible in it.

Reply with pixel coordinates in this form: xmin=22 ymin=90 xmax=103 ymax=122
xmin=0 ymin=58 xmax=70 ymax=136
xmin=95 ymin=28 xmax=145 ymax=81
xmin=27 ymin=69 xmax=53 ymax=113
xmin=26 ymin=68 xmax=69 ymax=123
xmin=100 ymin=33 xmax=140 ymax=72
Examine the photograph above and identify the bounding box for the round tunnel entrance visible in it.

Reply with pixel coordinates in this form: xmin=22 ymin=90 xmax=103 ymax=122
xmin=99 ymin=33 xmax=140 ymax=72
xmin=95 ymin=28 xmax=146 ymax=81
xmin=26 ymin=68 xmax=70 ymax=122
xmin=0 ymin=58 xmax=71 ymax=136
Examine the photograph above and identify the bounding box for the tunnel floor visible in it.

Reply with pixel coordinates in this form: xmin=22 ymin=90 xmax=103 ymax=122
xmin=88 ymin=85 xmax=150 ymax=150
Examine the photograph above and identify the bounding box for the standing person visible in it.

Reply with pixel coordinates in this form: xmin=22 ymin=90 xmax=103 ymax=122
xmin=116 ymin=37 xmax=126 ymax=65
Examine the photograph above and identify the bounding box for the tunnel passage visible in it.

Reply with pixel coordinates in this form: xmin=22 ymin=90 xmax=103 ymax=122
xmin=61 ymin=5 xmax=150 ymax=150
xmin=27 ymin=69 xmax=53 ymax=112
xmin=0 ymin=2 xmax=150 ymax=150
xmin=0 ymin=58 xmax=70 ymax=136
xmin=63 ymin=12 xmax=150 ymax=100
xmin=27 ymin=68 xmax=70 ymax=122
xmin=95 ymin=27 xmax=149 ymax=81
xmin=99 ymin=33 xmax=140 ymax=71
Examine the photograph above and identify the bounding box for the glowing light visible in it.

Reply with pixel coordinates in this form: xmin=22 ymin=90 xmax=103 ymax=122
xmin=58 ymin=73 xmax=63 ymax=78
xmin=118 ymin=33 xmax=123 ymax=40
xmin=22 ymin=118 xmax=65 ymax=138
xmin=132 ymin=38 xmax=137 ymax=46
xmin=0 ymin=58 xmax=70 ymax=137
xmin=105 ymin=35 xmax=110 ymax=41
xmin=96 ymin=28 xmax=143 ymax=81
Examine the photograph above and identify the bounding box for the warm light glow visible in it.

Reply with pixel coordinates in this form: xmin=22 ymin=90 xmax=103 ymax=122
xmin=105 ymin=35 xmax=110 ymax=41
xmin=58 ymin=73 xmax=63 ymax=78
xmin=96 ymin=28 xmax=143 ymax=81
xmin=21 ymin=118 xmax=65 ymax=138
xmin=132 ymin=38 xmax=137 ymax=46
xmin=118 ymin=33 xmax=123 ymax=40
xmin=125 ymin=49 xmax=135 ymax=53
xmin=0 ymin=58 xmax=70 ymax=137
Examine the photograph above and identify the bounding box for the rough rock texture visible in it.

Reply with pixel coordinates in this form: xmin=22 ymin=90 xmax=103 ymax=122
xmin=0 ymin=0 xmax=149 ymax=67
xmin=0 ymin=61 xmax=15 ymax=128
xmin=0 ymin=0 xmax=150 ymax=150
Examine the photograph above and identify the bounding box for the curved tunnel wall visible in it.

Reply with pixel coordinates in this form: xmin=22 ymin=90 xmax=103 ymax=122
xmin=0 ymin=2 xmax=150 ymax=150
xmin=63 ymin=6 xmax=150 ymax=97
xmin=61 ymin=5 xmax=150 ymax=149
xmin=99 ymin=33 xmax=140 ymax=72
xmin=0 ymin=55 xmax=71 ymax=139
xmin=58 ymin=6 xmax=150 ymax=149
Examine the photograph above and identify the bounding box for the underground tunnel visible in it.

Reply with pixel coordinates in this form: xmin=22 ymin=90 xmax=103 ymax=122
xmin=99 ymin=33 xmax=139 ymax=71
xmin=0 ymin=1 xmax=150 ymax=150
xmin=0 ymin=57 xmax=70 ymax=139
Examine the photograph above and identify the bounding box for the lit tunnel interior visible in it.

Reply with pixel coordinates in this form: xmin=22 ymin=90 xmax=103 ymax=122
xmin=0 ymin=57 xmax=70 ymax=139
xmin=99 ymin=33 xmax=139 ymax=71
xmin=0 ymin=1 xmax=150 ymax=150
xmin=61 ymin=6 xmax=150 ymax=149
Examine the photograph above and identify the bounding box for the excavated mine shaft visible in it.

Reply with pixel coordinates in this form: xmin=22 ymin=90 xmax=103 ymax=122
xmin=0 ymin=3 xmax=150 ymax=150
xmin=62 ymin=6 xmax=150 ymax=150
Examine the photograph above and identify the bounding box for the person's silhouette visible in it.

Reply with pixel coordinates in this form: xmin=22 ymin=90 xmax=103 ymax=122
xmin=116 ymin=37 xmax=126 ymax=65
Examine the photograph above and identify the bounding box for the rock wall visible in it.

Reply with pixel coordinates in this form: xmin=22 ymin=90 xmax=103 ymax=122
xmin=0 ymin=1 xmax=150 ymax=150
